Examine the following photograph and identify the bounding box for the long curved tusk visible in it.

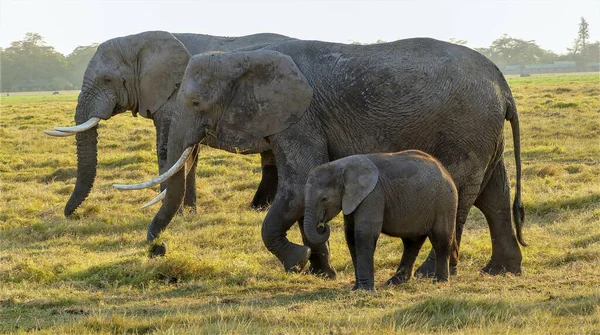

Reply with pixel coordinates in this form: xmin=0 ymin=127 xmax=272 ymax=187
xmin=44 ymin=129 xmax=75 ymax=137
xmin=113 ymin=146 xmax=194 ymax=190
xmin=141 ymin=189 xmax=166 ymax=209
xmin=54 ymin=117 xmax=101 ymax=133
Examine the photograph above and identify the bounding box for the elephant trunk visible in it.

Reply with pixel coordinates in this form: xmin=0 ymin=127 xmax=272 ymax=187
xmin=63 ymin=87 xmax=115 ymax=217
xmin=64 ymin=128 xmax=98 ymax=216
xmin=303 ymin=205 xmax=330 ymax=245
xmin=146 ymin=126 xmax=203 ymax=241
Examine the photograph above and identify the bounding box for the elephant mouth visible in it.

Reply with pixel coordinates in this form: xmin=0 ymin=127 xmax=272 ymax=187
xmin=317 ymin=220 xmax=329 ymax=234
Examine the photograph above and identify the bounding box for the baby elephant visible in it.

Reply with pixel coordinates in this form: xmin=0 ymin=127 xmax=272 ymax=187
xmin=303 ymin=150 xmax=458 ymax=290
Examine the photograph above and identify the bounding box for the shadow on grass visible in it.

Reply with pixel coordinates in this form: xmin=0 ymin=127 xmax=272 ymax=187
xmin=0 ymin=280 xmax=350 ymax=333
xmin=383 ymin=294 xmax=600 ymax=332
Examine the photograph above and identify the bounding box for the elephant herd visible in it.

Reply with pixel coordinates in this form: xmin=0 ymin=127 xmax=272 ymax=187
xmin=45 ymin=31 xmax=526 ymax=290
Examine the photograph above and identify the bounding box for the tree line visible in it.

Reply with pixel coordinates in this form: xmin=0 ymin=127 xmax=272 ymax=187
xmin=1 ymin=18 xmax=598 ymax=92
xmin=1 ymin=33 xmax=97 ymax=92
xmin=473 ymin=18 xmax=598 ymax=67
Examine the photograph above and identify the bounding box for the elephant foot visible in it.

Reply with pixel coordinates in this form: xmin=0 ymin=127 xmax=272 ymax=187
xmin=149 ymin=242 xmax=167 ymax=258
xmin=307 ymin=263 xmax=337 ymax=280
xmin=283 ymin=245 xmax=311 ymax=273
xmin=249 ymin=193 xmax=272 ymax=211
xmin=386 ymin=274 xmax=410 ymax=286
xmin=352 ymin=282 xmax=375 ymax=291
xmin=183 ymin=204 xmax=197 ymax=214
xmin=416 ymin=259 xmax=458 ymax=277
xmin=434 ymin=275 xmax=449 ymax=283
xmin=481 ymin=258 xmax=522 ymax=275
xmin=249 ymin=202 xmax=270 ymax=211
xmin=415 ymin=258 xmax=436 ymax=278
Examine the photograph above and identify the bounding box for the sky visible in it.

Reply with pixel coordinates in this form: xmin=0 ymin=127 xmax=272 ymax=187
xmin=1 ymin=0 xmax=599 ymax=55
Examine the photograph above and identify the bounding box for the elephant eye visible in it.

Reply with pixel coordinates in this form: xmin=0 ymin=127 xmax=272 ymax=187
xmin=103 ymin=77 xmax=112 ymax=84
xmin=192 ymin=101 xmax=200 ymax=107
xmin=321 ymin=197 xmax=328 ymax=202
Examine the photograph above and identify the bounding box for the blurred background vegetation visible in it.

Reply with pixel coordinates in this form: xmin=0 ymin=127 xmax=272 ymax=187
xmin=1 ymin=17 xmax=598 ymax=93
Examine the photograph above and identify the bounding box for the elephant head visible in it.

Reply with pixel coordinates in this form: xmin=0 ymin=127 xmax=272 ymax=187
xmin=45 ymin=31 xmax=191 ymax=216
xmin=303 ymin=156 xmax=379 ymax=245
xmin=115 ymin=50 xmax=313 ymax=238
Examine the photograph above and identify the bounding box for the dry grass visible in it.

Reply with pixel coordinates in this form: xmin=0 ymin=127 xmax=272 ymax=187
xmin=0 ymin=74 xmax=599 ymax=334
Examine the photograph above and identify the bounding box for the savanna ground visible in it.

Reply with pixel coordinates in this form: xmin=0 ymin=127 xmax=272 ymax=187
xmin=0 ymin=73 xmax=599 ymax=334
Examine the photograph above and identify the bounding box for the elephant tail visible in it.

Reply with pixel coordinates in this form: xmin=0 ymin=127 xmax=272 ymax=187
xmin=506 ymin=98 xmax=527 ymax=247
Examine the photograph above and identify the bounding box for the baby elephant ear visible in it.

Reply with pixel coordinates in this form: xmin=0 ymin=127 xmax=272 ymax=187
xmin=342 ymin=156 xmax=379 ymax=215
xmin=216 ymin=50 xmax=313 ymax=148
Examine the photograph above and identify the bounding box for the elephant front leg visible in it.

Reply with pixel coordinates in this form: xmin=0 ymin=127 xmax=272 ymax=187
xmin=261 ymin=192 xmax=311 ymax=273
xmin=250 ymin=150 xmax=278 ymax=210
xmin=353 ymin=228 xmax=379 ymax=291
xmin=344 ymin=216 xmax=359 ymax=288
xmin=183 ymin=154 xmax=198 ymax=212
xmin=352 ymin=198 xmax=384 ymax=291
xmin=299 ymin=216 xmax=337 ymax=279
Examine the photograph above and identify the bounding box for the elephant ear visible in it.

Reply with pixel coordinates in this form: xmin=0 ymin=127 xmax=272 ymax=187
xmin=215 ymin=50 xmax=313 ymax=148
xmin=342 ymin=156 xmax=379 ymax=215
xmin=137 ymin=31 xmax=191 ymax=118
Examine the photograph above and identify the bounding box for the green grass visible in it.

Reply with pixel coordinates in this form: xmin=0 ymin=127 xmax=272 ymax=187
xmin=1 ymin=73 xmax=599 ymax=334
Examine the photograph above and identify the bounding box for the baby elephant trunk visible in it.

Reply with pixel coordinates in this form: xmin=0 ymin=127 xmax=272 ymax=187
xmin=303 ymin=206 xmax=331 ymax=245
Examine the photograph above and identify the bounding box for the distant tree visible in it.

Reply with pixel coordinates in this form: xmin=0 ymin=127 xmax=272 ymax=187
xmin=66 ymin=44 xmax=98 ymax=89
xmin=1 ymin=33 xmax=67 ymax=91
xmin=448 ymin=38 xmax=468 ymax=46
xmin=476 ymin=34 xmax=557 ymax=66
xmin=579 ymin=17 xmax=589 ymax=51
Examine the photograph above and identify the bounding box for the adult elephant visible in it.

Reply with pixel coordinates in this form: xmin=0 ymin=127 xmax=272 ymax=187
xmin=45 ymin=31 xmax=290 ymax=217
xmin=120 ymin=38 xmax=526 ymax=277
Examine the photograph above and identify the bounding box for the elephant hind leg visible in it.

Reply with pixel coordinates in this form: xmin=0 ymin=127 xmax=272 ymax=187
xmin=428 ymin=218 xmax=455 ymax=282
xmin=415 ymin=190 xmax=475 ymax=277
xmin=387 ymin=236 xmax=427 ymax=285
xmin=474 ymin=159 xmax=522 ymax=275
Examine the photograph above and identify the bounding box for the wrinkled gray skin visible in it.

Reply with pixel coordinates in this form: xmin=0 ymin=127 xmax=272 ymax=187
xmin=303 ymin=151 xmax=458 ymax=290
xmin=155 ymin=38 xmax=526 ymax=278
xmin=63 ymin=31 xmax=288 ymax=217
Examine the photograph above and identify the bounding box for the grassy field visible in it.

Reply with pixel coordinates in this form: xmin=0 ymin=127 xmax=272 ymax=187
xmin=0 ymin=73 xmax=599 ymax=334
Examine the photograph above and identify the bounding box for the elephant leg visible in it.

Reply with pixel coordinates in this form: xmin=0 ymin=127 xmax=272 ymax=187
xmin=415 ymin=189 xmax=476 ymax=277
xmin=474 ymin=160 xmax=522 ymax=274
xmin=153 ymin=112 xmax=170 ymax=194
xmin=344 ymin=216 xmax=358 ymax=287
xmin=261 ymin=190 xmax=311 ymax=273
xmin=250 ymin=150 xmax=278 ymax=210
xmin=353 ymin=225 xmax=380 ymax=291
xmin=387 ymin=236 xmax=427 ymax=285
xmin=428 ymin=228 xmax=452 ymax=282
xmin=183 ymin=154 xmax=197 ymax=212
xmin=298 ymin=217 xmax=337 ymax=279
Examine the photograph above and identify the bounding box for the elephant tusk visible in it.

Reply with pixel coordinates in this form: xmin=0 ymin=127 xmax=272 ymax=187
xmin=141 ymin=189 xmax=166 ymax=208
xmin=54 ymin=117 xmax=101 ymax=133
xmin=44 ymin=129 xmax=75 ymax=137
xmin=113 ymin=146 xmax=194 ymax=190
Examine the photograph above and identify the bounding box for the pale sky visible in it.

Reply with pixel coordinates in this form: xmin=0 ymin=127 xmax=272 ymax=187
xmin=1 ymin=0 xmax=599 ymax=55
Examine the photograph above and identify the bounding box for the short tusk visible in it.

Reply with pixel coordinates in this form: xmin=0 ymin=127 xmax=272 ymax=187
xmin=113 ymin=146 xmax=194 ymax=190
xmin=54 ymin=117 xmax=101 ymax=133
xmin=44 ymin=129 xmax=75 ymax=137
xmin=141 ymin=189 xmax=166 ymax=208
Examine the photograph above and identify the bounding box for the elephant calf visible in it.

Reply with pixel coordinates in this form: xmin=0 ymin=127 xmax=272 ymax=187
xmin=303 ymin=150 xmax=458 ymax=290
